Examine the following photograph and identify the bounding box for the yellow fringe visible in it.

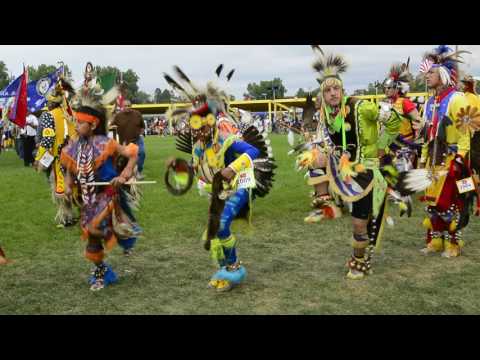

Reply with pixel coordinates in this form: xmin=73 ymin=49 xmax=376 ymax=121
xmin=375 ymin=200 xmax=388 ymax=253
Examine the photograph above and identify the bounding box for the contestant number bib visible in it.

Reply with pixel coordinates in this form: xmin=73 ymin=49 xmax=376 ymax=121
xmin=237 ymin=168 xmax=256 ymax=189
xmin=39 ymin=151 xmax=54 ymax=168
xmin=456 ymin=177 xmax=475 ymax=194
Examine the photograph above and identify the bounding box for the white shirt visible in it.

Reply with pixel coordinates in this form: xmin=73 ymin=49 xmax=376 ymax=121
xmin=25 ymin=114 xmax=38 ymax=137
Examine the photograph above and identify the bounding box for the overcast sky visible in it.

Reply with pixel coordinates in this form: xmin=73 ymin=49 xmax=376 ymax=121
xmin=2 ymin=45 xmax=480 ymax=98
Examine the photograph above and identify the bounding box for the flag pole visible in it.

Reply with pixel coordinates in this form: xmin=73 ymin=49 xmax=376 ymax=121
xmin=57 ymin=61 xmax=65 ymax=78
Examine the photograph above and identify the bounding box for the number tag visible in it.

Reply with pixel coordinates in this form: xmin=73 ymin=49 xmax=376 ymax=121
xmin=39 ymin=151 xmax=54 ymax=168
xmin=456 ymin=177 xmax=476 ymax=194
xmin=237 ymin=167 xmax=256 ymax=189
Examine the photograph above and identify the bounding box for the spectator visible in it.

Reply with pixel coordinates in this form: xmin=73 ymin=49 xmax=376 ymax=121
xmin=110 ymin=101 xmax=146 ymax=179
xmin=23 ymin=112 xmax=39 ymax=166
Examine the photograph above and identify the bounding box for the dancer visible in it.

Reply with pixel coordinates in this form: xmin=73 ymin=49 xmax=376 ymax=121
xmin=399 ymin=46 xmax=479 ymax=258
xmin=35 ymin=79 xmax=78 ymax=227
xmin=164 ymin=65 xmax=275 ymax=292
xmin=460 ymin=74 xmax=480 ymax=214
xmin=380 ymin=60 xmax=423 ymax=217
xmin=296 ymin=46 xmax=401 ymax=279
xmin=61 ymin=86 xmax=141 ymax=291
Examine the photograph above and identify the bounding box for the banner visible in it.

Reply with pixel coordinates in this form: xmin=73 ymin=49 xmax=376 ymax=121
xmin=27 ymin=67 xmax=63 ymax=113
xmin=1 ymin=67 xmax=63 ymax=124
xmin=0 ymin=67 xmax=28 ymax=127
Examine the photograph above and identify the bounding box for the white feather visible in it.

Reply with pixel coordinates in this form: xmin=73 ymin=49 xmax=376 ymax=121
xmin=101 ymin=86 xmax=120 ymax=106
xmin=438 ymin=67 xmax=452 ymax=86
xmin=403 ymin=169 xmax=448 ymax=193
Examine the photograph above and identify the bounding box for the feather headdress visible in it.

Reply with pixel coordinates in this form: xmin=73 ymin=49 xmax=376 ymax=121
xmin=47 ymin=78 xmax=76 ymax=104
xmin=396 ymin=168 xmax=448 ymax=196
xmin=461 ymin=74 xmax=477 ymax=94
xmin=163 ymin=64 xmax=237 ymax=127
xmin=384 ymin=58 xmax=413 ymax=95
xmin=71 ymin=82 xmax=118 ymax=131
xmin=419 ymin=45 xmax=471 ymax=86
xmin=311 ymin=45 xmax=348 ymax=85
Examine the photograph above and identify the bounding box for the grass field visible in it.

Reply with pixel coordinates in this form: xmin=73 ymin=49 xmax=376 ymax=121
xmin=1 ymin=135 xmax=480 ymax=315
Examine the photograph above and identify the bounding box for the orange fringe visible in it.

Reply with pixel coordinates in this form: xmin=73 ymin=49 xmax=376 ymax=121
xmin=81 ymin=226 xmax=89 ymax=241
xmin=85 ymin=249 xmax=105 ymax=264
xmin=60 ymin=151 xmax=78 ymax=174
xmin=124 ymin=143 xmax=139 ymax=158
xmin=218 ymin=121 xmax=239 ymax=136
xmin=94 ymin=139 xmax=118 ymax=170
xmin=105 ymin=233 xmax=118 ymax=251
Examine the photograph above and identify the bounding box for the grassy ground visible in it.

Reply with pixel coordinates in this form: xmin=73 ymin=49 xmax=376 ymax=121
xmin=1 ymin=135 xmax=480 ymax=315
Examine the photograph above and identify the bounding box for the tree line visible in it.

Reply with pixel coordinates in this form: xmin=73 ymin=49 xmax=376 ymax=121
xmin=3 ymin=61 xmax=479 ymax=104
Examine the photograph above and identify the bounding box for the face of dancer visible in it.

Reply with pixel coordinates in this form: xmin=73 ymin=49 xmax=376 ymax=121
xmin=384 ymin=85 xmax=398 ymax=99
xmin=323 ymin=84 xmax=342 ymax=107
xmin=76 ymin=120 xmax=94 ymax=138
xmin=426 ymin=68 xmax=442 ymax=89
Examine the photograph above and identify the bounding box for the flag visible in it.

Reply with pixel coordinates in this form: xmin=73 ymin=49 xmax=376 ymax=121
xmin=0 ymin=66 xmax=28 ymax=128
xmin=98 ymin=72 xmax=116 ymax=93
xmin=98 ymin=72 xmax=119 ymax=105
xmin=0 ymin=73 xmax=22 ymax=112
xmin=27 ymin=67 xmax=63 ymax=113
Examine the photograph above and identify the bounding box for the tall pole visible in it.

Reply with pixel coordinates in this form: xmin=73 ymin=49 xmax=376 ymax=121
xmin=57 ymin=61 xmax=65 ymax=78
xmin=455 ymin=45 xmax=459 ymax=89
xmin=272 ymin=84 xmax=276 ymax=131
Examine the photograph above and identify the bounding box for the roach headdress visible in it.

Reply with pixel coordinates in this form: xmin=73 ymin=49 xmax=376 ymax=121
xmin=419 ymin=45 xmax=471 ymax=86
xmin=72 ymin=62 xmax=120 ymax=128
xmin=311 ymin=45 xmax=348 ymax=87
xmin=163 ymin=64 xmax=238 ymax=130
xmin=71 ymin=83 xmax=118 ymax=132
xmin=384 ymin=58 xmax=413 ymax=95
xmin=461 ymin=74 xmax=477 ymax=94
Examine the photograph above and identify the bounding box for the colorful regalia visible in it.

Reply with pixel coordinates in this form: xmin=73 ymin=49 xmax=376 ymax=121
xmin=380 ymin=60 xmax=421 ymax=217
xmin=461 ymin=75 xmax=480 ymax=214
xmin=398 ymin=45 xmax=480 ymax=258
xmin=61 ymin=86 xmax=142 ymax=291
xmin=163 ymin=65 xmax=276 ymax=292
xmin=294 ymin=46 xmax=401 ymax=279
xmin=35 ymin=79 xmax=78 ymax=227
xmin=288 ymin=49 xmax=349 ymax=224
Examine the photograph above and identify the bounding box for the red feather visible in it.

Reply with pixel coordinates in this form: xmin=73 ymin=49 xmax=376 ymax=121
xmin=322 ymin=205 xmax=336 ymax=219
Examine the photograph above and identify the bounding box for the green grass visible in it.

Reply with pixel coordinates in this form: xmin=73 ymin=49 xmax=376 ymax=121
xmin=1 ymin=135 xmax=480 ymax=315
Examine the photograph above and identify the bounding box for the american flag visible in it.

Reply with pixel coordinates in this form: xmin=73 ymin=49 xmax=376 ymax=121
xmin=419 ymin=59 xmax=433 ymax=74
